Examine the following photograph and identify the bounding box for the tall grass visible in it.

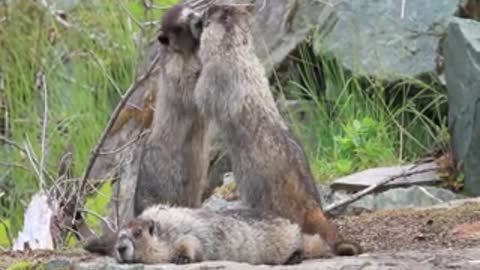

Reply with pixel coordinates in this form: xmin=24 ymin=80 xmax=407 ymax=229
xmin=0 ymin=0 xmax=177 ymax=248
xmin=275 ymin=43 xmax=449 ymax=182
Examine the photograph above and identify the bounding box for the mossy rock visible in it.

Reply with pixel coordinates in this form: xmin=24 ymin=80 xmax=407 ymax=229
xmin=6 ymin=261 xmax=46 ymax=270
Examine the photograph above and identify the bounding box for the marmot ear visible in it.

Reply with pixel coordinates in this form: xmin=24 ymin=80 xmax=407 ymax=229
xmin=189 ymin=15 xmax=203 ymax=40
xmin=245 ymin=0 xmax=258 ymax=15
xmin=157 ymin=31 xmax=169 ymax=46
xmin=244 ymin=3 xmax=256 ymax=14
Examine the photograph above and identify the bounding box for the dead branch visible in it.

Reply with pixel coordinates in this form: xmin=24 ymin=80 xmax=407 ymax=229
xmin=98 ymin=130 xmax=150 ymax=156
xmin=79 ymin=208 xmax=116 ymax=233
xmin=75 ymin=53 xmax=161 ymax=220
xmin=0 ymin=135 xmax=54 ymax=182
xmin=0 ymin=161 xmax=30 ymax=171
xmin=0 ymin=135 xmax=26 ymax=154
xmin=38 ymin=0 xmax=71 ymax=28
xmin=325 ymin=167 xmax=439 ymax=213
xmin=36 ymin=71 xmax=48 ymax=191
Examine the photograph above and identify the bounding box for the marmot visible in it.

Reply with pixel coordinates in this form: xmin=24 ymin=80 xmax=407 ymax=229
xmin=192 ymin=4 xmax=361 ymax=256
xmin=134 ymin=3 xmax=210 ymax=215
xmin=84 ymin=204 xmax=333 ymax=265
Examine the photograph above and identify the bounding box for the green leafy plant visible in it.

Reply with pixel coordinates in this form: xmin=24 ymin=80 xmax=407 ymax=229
xmin=274 ymin=42 xmax=449 ymax=182
xmin=334 ymin=117 xmax=395 ymax=173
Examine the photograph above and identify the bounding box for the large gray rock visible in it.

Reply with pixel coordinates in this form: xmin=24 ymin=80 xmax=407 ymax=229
xmin=445 ymin=17 xmax=480 ymax=196
xmin=318 ymin=0 xmax=460 ymax=80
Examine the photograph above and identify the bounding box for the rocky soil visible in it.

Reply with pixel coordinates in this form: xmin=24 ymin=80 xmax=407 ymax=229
xmin=3 ymin=198 xmax=480 ymax=270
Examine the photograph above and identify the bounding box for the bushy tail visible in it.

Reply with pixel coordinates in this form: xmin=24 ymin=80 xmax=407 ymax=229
xmin=303 ymin=207 xmax=362 ymax=257
xmin=303 ymin=234 xmax=362 ymax=258
xmin=333 ymin=240 xmax=363 ymax=256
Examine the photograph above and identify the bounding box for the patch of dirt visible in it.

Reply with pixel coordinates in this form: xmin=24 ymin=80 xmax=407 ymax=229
xmin=334 ymin=201 xmax=480 ymax=253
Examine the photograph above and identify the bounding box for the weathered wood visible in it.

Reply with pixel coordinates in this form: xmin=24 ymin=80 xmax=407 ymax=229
xmin=330 ymin=162 xmax=441 ymax=192
xmin=13 ymin=192 xmax=56 ymax=251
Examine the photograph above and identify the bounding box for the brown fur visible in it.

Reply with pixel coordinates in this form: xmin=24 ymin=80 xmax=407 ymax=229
xmin=84 ymin=204 xmax=334 ymax=265
xmin=193 ymin=4 xmax=361 ymax=256
xmin=133 ymin=3 xmax=210 ymax=215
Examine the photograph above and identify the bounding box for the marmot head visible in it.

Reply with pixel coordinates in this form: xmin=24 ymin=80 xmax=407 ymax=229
xmin=157 ymin=4 xmax=203 ymax=54
xmin=198 ymin=3 xmax=256 ymax=56
xmin=114 ymin=218 xmax=175 ymax=264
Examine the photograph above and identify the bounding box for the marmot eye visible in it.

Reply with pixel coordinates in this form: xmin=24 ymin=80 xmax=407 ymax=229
xmin=158 ymin=35 xmax=169 ymax=46
xmin=133 ymin=229 xmax=142 ymax=238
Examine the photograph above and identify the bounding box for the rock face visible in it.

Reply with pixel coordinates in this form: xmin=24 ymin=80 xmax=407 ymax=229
xmin=32 ymin=247 xmax=480 ymax=270
xmin=318 ymin=0 xmax=460 ymax=79
xmin=444 ymin=17 xmax=480 ymax=196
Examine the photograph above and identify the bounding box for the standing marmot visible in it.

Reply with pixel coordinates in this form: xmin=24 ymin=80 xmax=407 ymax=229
xmin=192 ymin=4 xmax=360 ymax=255
xmin=84 ymin=204 xmax=334 ymax=265
xmin=134 ymin=3 xmax=210 ymax=215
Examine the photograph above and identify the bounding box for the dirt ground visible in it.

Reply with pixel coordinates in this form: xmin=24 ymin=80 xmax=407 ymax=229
xmin=334 ymin=200 xmax=480 ymax=252
xmin=1 ymin=200 xmax=480 ymax=269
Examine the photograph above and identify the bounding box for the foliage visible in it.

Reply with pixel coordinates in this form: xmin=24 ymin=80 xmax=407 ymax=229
xmin=0 ymin=0 xmax=177 ymax=249
xmin=275 ymin=43 xmax=449 ymax=182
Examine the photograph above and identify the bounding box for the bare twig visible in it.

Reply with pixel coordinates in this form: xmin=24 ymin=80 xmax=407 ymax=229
xmin=98 ymin=130 xmax=150 ymax=156
xmin=36 ymin=72 xmax=48 ymax=191
xmin=75 ymin=53 xmax=161 ymax=222
xmin=117 ymin=0 xmax=144 ymax=29
xmin=23 ymin=138 xmax=43 ymax=183
xmin=418 ymin=186 xmax=444 ymax=204
xmin=142 ymin=20 xmax=161 ymax=27
xmin=79 ymin=208 xmax=116 ymax=233
xmin=38 ymin=0 xmax=71 ymax=28
xmin=152 ymin=4 xmax=175 ymax=10
xmin=0 ymin=161 xmax=30 ymax=171
xmin=88 ymin=51 xmax=123 ymax=97
xmin=0 ymin=136 xmax=26 ymax=154
xmin=1 ymin=135 xmax=54 ymax=182
xmin=325 ymin=167 xmax=438 ymax=213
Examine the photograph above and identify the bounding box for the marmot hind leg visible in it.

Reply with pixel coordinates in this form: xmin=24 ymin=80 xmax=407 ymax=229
xmin=303 ymin=207 xmax=338 ymax=244
xmin=173 ymin=235 xmax=203 ymax=264
xmin=283 ymin=250 xmax=304 ymax=265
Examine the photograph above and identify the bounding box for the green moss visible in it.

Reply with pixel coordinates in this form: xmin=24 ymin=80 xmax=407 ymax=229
xmin=6 ymin=261 xmax=45 ymax=270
